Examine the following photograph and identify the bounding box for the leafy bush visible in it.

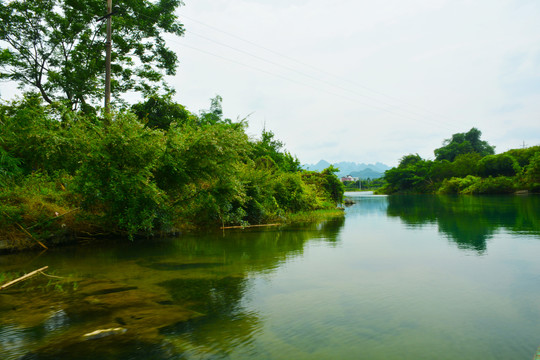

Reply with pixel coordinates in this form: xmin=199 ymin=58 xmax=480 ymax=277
xmin=477 ymin=154 xmax=520 ymax=177
xmin=273 ymin=172 xmax=314 ymax=213
xmin=1 ymin=95 xmax=345 ymax=243
xmin=450 ymin=153 xmax=481 ymax=177
xmin=461 ymin=176 xmax=516 ymax=194
xmin=301 ymin=166 xmax=344 ymax=206
xmin=522 ymin=152 xmax=540 ymax=192
xmin=504 ymin=146 xmax=540 ymax=168
xmin=438 ymin=175 xmax=481 ymax=194
xmin=73 ymin=112 xmax=167 ymax=236
xmin=0 ymin=95 xmax=96 ymax=175
xmin=0 ymin=148 xmax=22 ymax=186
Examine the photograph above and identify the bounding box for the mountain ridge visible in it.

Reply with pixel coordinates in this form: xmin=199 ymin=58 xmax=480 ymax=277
xmin=302 ymin=160 xmax=390 ymax=179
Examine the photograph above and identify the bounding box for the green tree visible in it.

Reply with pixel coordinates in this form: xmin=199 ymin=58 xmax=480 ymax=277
xmin=382 ymin=155 xmax=435 ymax=193
xmin=477 ymin=154 xmax=520 ymax=177
xmin=0 ymin=0 xmax=184 ymax=111
xmin=434 ymin=128 xmax=495 ymax=162
xmin=321 ymin=166 xmax=345 ymax=205
xmin=132 ymin=93 xmax=192 ymax=130
xmin=251 ymin=129 xmax=301 ymax=172
xmin=450 ymin=153 xmax=481 ymax=177
xmin=74 ymin=112 xmax=167 ymax=236
xmin=522 ymin=152 xmax=540 ymax=191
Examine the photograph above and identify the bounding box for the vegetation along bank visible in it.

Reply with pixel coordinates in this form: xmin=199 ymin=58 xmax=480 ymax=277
xmin=0 ymin=95 xmax=344 ymax=252
xmin=0 ymin=1 xmax=345 ymax=252
xmin=378 ymin=128 xmax=540 ymax=195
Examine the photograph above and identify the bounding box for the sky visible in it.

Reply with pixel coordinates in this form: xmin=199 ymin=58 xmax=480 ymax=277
xmin=2 ymin=0 xmax=540 ymax=167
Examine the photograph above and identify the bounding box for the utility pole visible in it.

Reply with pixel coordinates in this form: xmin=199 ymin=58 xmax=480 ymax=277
xmin=104 ymin=0 xmax=112 ymax=114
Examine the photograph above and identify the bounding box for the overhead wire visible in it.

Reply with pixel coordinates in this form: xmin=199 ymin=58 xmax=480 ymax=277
xmin=170 ymin=38 xmax=456 ymax=132
xmin=135 ymin=10 xmax=460 ymax=131
xmin=180 ymin=13 xmax=466 ymax=129
xmin=185 ymin=29 xmax=459 ymax=129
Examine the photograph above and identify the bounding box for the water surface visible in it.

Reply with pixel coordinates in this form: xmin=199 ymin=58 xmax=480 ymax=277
xmin=1 ymin=193 xmax=539 ymax=359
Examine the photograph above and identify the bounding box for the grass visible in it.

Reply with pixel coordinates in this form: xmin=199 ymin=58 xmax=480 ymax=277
xmin=284 ymin=208 xmax=345 ymax=223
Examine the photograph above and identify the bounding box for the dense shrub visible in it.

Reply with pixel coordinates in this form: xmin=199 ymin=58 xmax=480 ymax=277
xmin=1 ymin=95 xmax=344 ymax=241
xmin=73 ymin=112 xmax=167 ymax=235
xmin=522 ymin=152 xmax=540 ymax=192
xmin=461 ymin=176 xmax=516 ymax=194
xmin=0 ymin=148 xmax=22 ymax=187
xmin=438 ymin=175 xmax=481 ymax=194
xmin=382 ymin=127 xmax=539 ymax=195
xmin=477 ymin=154 xmax=520 ymax=177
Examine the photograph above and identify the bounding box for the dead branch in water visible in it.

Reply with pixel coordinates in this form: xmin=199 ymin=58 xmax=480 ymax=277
xmin=0 ymin=266 xmax=49 ymax=291
xmin=2 ymin=211 xmax=48 ymax=250
xmin=221 ymin=223 xmax=281 ymax=230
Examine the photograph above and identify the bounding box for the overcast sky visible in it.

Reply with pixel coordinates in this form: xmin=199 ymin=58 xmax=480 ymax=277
xmin=2 ymin=0 xmax=540 ymax=167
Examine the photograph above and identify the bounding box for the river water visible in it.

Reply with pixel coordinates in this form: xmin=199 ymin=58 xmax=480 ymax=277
xmin=1 ymin=193 xmax=539 ymax=359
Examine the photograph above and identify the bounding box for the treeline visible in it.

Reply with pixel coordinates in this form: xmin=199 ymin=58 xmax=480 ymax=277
xmin=0 ymin=94 xmax=344 ymax=246
xmin=380 ymin=128 xmax=540 ymax=194
xmin=343 ymin=178 xmax=385 ymax=191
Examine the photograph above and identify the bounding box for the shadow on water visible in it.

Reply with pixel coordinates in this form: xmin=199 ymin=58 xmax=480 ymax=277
xmin=386 ymin=194 xmax=540 ymax=253
xmin=0 ymin=216 xmax=345 ymax=360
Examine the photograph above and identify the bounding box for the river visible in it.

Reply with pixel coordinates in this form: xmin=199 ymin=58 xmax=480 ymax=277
xmin=1 ymin=192 xmax=539 ymax=359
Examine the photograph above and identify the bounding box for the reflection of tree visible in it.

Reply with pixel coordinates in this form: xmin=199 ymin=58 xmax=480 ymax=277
xmin=344 ymin=195 xmax=388 ymax=216
xmin=387 ymin=195 xmax=540 ymax=253
xmin=153 ymin=217 xmax=345 ymax=357
xmin=0 ymin=216 xmax=345 ymax=359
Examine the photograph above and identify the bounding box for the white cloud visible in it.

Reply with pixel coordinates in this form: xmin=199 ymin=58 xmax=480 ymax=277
xmin=2 ymin=0 xmax=539 ymax=166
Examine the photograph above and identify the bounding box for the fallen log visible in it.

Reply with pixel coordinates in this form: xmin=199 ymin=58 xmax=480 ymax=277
xmin=0 ymin=266 xmax=49 ymax=291
xmin=1 ymin=211 xmax=48 ymax=250
xmin=221 ymin=223 xmax=281 ymax=230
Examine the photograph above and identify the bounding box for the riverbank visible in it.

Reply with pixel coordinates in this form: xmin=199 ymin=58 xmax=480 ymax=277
xmin=1 ymin=99 xmax=345 ymax=253
xmin=0 ymin=205 xmax=345 ymax=253
xmin=2 ymin=194 xmax=539 ymax=359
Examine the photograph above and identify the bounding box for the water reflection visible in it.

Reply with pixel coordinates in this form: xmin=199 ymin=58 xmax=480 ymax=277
xmin=386 ymin=195 xmax=540 ymax=252
xmin=0 ymin=217 xmax=345 ymax=360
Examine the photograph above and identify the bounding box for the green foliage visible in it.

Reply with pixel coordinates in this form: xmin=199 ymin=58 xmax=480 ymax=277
xmin=0 ymin=0 xmax=184 ymax=110
xmin=73 ymin=112 xmax=167 ymax=236
xmin=132 ymin=93 xmax=192 ymax=130
xmin=273 ymin=172 xmax=314 ymax=213
xmin=522 ymin=152 xmax=540 ymax=192
xmin=301 ymin=166 xmax=344 ymax=206
xmin=450 ymin=153 xmax=481 ymax=177
xmin=321 ymin=166 xmax=345 ymax=204
xmin=251 ymin=129 xmax=301 ymax=173
xmin=238 ymin=165 xmax=280 ymax=224
xmin=434 ymin=128 xmax=495 ymax=162
xmin=477 ymin=154 xmax=520 ymax=177
xmin=504 ymin=145 xmax=540 ymax=167
xmin=438 ymin=175 xmax=515 ymax=194
xmin=159 ymin=123 xmax=251 ymax=227
xmin=438 ymin=175 xmax=481 ymax=194
xmin=0 ymin=148 xmax=22 ymax=187
xmin=461 ymin=176 xmax=516 ymax=194
xmin=1 ymin=95 xmax=345 ymax=244
xmin=0 ymin=94 xmax=97 ymax=174
xmin=382 ymin=155 xmax=436 ymax=193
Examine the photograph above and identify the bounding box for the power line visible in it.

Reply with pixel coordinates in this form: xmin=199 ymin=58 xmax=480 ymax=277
xmin=175 ymin=41 xmax=456 ymax=131
xmin=180 ymin=13 xmax=466 ymax=129
xmin=137 ymin=10 xmax=460 ymax=131
xmin=185 ymin=29 xmax=459 ymax=129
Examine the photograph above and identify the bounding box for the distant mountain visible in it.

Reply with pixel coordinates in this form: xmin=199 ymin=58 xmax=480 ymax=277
xmin=349 ymin=168 xmax=384 ymax=179
xmin=303 ymin=160 xmax=390 ymax=178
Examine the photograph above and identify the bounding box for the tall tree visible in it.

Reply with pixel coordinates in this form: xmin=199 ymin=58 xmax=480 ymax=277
xmin=434 ymin=128 xmax=495 ymax=162
xmin=0 ymin=0 xmax=184 ymax=111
